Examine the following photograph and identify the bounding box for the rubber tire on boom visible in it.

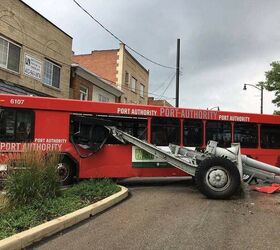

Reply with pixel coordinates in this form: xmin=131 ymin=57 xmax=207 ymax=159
xmin=195 ymin=157 xmax=241 ymax=199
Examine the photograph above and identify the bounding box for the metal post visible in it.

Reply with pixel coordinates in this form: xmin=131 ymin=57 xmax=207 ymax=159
xmin=176 ymin=39 xmax=180 ymax=108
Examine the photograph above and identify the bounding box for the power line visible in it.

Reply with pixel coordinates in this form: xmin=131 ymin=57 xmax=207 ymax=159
xmin=158 ymin=73 xmax=176 ymax=100
xmin=120 ymin=83 xmax=175 ymax=100
xmin=73 ymin=0 xmax=176 ymax=70
xmin=150 ymin=72 xmax=176 ymax=94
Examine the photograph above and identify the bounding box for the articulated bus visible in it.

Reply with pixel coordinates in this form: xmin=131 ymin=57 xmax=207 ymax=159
xmin=0 ymin=94 xmax=279 ymax=184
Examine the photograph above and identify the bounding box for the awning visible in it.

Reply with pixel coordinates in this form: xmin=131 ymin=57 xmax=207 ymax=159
xmin=0 ymin=79 xmax=51 ymax=97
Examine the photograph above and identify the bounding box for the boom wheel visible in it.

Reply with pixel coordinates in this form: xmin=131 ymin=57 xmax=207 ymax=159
xmin=195 ymin=157 xmax=241 ymax=199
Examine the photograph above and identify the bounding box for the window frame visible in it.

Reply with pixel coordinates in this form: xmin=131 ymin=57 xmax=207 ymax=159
xmin=0 ymin=35 xmax=21 ymax=73
xmin=80 ymin=85 xmax=89 ymax=100
xmin=131 ymin=76 xmax=137 ymax=93
xmin=98 ymin=94 xmax=110 ymax=103
xmin=43 ymin=59 xmax=61 ymax=89
xmin=125 ymin=71 xmax=129 ymax=85
xmin=140 ymin=83 xmax=144 ymax=98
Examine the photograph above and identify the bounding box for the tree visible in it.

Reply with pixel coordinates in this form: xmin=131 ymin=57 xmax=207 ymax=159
xmin=262 ymin=61 xmax=280 ymax=113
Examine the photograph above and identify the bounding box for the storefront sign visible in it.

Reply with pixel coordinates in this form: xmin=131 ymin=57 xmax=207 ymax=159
xmin=24 ymin=54 xmax=42 ymax=80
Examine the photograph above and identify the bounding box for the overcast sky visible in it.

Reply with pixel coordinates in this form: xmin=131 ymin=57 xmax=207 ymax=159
xmin=23 ymin=0 xmax=280 ymax=114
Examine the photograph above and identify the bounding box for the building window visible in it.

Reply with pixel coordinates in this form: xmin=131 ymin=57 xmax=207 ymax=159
xmin=124 ymin=97 xmax=128 ymax=103
xmin=0 ymin=36 xmax=21 ymax=73
xmin=125 ymin=71 xmax=129 ymax=85
xmin=98 ymin=94 xmax=110 ymax=102
xmin=80 ymin=86 xmax=88 ymax=100
xmin=131 ymin=77 xmax=137 ymax=92
xmin=43 ymin=60 xmax=60 ymax=88
xmin=140 ymin=83 xmax=144 ymax=98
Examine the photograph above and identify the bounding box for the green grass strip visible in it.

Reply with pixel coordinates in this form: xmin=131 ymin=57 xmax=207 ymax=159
xmin=0 ymin=179 xmax=120 ymax=240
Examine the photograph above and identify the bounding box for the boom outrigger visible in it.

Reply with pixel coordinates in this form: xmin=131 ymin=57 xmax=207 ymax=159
xmin=107 ymin=127 xmax=280 ymax=199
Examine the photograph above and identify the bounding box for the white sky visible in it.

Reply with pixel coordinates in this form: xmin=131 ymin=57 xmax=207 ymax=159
xmin=22 ymin=0 xmax=280 ymax=114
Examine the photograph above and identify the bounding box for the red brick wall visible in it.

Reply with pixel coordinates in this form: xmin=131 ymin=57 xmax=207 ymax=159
xmin=70 ymin=74 xmax=93 ymax=100
xmin=72 ymin=50 xmax=118 ymax=84
xmin=148 ymin=97 xmax=173 ymax=107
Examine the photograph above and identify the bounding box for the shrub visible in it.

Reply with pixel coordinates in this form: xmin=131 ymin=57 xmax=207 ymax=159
xmin=0 ymin=178 xmax=121 ymax=239
xmin=4 ymin=150 xmax=61 ymax=206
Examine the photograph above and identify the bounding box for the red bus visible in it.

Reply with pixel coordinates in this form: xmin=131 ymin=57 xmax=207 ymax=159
xmin=0 ymin=94 xmax=279 ymax=185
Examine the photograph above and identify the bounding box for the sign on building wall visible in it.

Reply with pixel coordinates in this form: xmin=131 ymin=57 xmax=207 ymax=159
xmin=24 ymin=54 xmax=42 ymax=80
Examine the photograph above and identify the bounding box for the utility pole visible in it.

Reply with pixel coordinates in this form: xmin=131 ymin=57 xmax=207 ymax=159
xmin=176 ymin=38 xmax=180 ymax=108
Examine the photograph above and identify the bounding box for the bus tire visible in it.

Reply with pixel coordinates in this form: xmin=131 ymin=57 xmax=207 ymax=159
xmin=57 ymin=159 xmax=74 ymax=186
xmin=195 ymin=157 xmax=241 ymax=199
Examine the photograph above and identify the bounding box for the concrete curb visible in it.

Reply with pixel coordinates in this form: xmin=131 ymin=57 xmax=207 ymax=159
xmin=0 ymin=185 xmax=128 ymax=250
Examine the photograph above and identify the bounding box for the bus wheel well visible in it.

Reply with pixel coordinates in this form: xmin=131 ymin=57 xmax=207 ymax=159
xmin=58 ymin=153 xmax=78 ymax=185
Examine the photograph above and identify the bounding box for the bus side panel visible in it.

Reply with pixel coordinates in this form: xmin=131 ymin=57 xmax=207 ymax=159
xmin=35 ymin=111 xmax=70 ymax=141
xmin=241 ymin=148 xmax=280 ymax=167
xmin=78 ymin=145 xmax=187 ymax=178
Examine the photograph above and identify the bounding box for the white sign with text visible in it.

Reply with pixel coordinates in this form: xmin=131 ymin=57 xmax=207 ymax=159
xmin=24 ymin=54 xmax=42 ymax=80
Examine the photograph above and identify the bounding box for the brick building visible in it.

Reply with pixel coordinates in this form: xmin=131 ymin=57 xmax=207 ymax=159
xmin=0 ymin=0 xmax=72 ymax=97
xmin=148 ymin=97 xmax=173 ymax=107
xmin=73 ymin=43 xmax=149 ymax=104
xmin=70 ymin=64 xmax=123 ymax=102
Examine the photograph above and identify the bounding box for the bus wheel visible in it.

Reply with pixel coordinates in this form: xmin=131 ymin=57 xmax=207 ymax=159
xmin=195 ymin=157 xmax=241 ymax=199
xmin=57 ymin=160 xmax=74 ymax=186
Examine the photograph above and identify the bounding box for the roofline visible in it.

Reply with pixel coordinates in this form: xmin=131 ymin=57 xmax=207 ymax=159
xmin=20 ymin=0 xmax=72 ymax=39
xmin=71 ymin=64 xmax=123 ymax=97
xmin=73 ymin=46 xmax=150 ymax=74
xmin=73 ymin=49 xmax=119 ymax=57
xmin=122 ymin=45 xmax=149 ymax=74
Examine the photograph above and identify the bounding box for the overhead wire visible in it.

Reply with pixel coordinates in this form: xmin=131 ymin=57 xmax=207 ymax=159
xmin=149 ymin=72 xmax=177 ymax=94
xmin=158 ymin=73 xmax=176 ymax=100
xmin=120 ymin=83 xmax=175 ymax=100
xmin=73 ymin=0 xmax=176 ymax=70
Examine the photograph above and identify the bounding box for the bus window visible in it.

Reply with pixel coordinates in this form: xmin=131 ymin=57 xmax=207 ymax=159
xmin=206 ymin=121 xmax=231 ymax=147
xmin=261 ymin=124 xmax=280 ymax=149
xmin=71 ymin=114 xmax=147 ymax=145
xmin=114 ymin=118 xmax=147 ymax=140
xmin=183 ymin=120 xmax=203 ymax=147
xmin=234 ymin=122 xmax=258 ymax=148
xmin=0 ymin=108 xmax=34 ymax=142
xmin=151 ymin=118 xmax=180 ymax=146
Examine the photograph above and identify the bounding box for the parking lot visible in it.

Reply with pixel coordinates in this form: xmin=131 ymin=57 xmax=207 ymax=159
xmin=32 ymin=177 xmax=280 ymax=250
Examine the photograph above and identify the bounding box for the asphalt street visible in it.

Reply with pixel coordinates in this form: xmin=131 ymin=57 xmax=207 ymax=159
xmin=30 ymin=177 xmax=280 ymax=250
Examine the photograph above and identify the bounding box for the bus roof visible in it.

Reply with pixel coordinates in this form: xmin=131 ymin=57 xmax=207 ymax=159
xmin=0 ymin=94 xmax=279 ymax=124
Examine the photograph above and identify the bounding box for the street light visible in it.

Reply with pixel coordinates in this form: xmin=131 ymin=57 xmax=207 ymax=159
xmin=243 ymin=83 xmax=264 ymax=114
